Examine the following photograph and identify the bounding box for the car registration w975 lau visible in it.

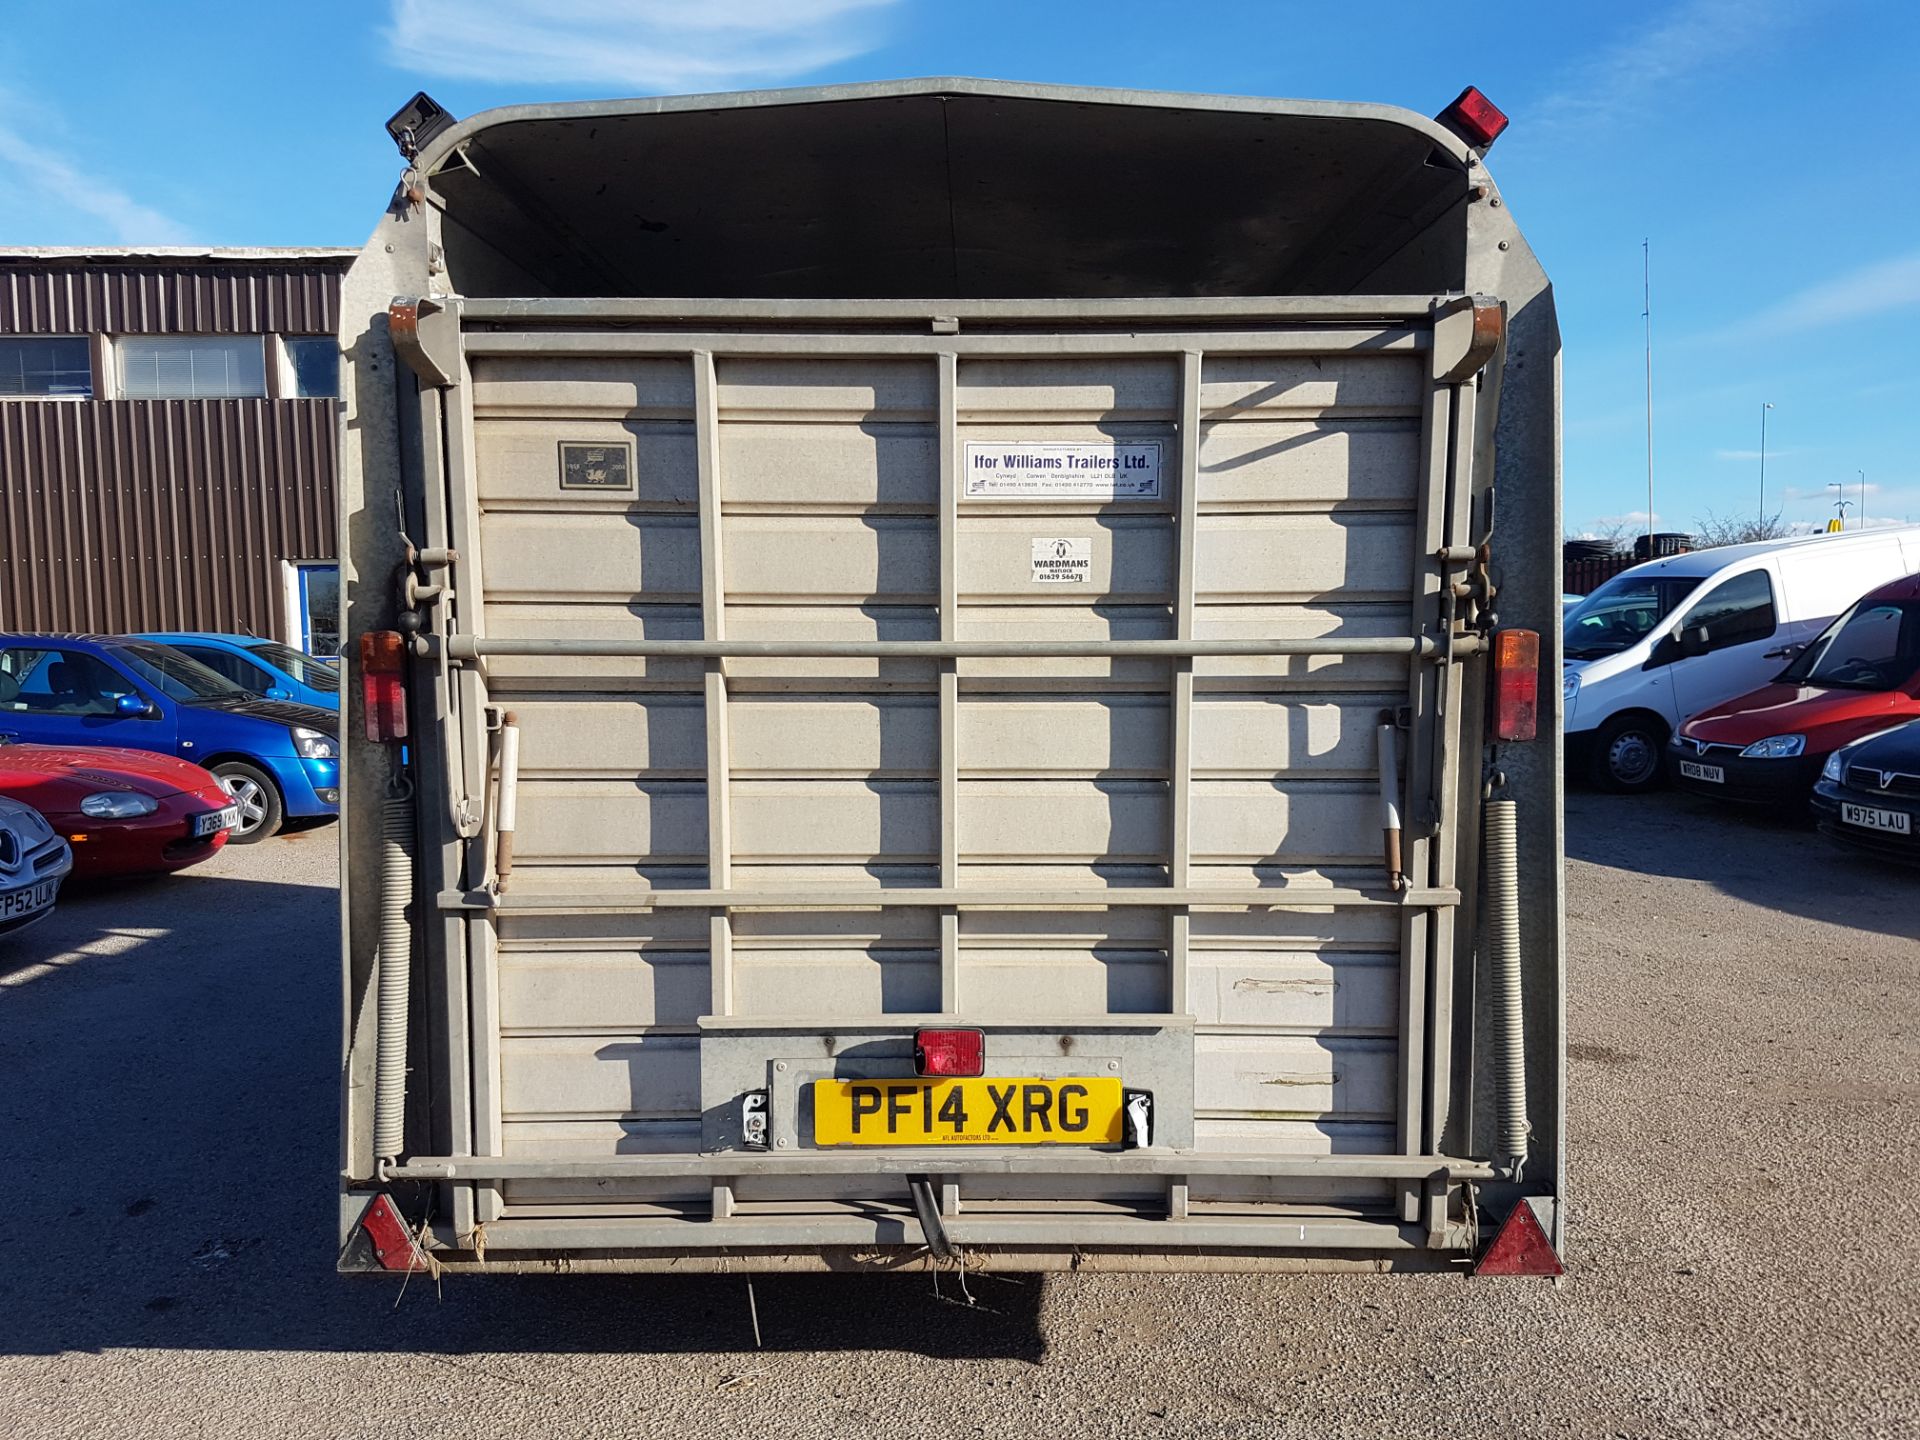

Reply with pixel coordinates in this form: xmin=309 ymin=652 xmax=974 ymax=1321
xmin=1841 ymin=802 xmax=1911 ymax=834
xmin=813 ymin=1076 xmax=1124 ymax=1146
xmin=1678 ymin=759 xmax=1724 ymax=784
xmin=0 ymin=879 xmax=59 ymax=921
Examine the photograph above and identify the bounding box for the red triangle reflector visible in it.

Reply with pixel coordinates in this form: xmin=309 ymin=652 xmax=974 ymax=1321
xmin=359 ymin=1192 xmax=433 ymax=1273
xmin=1473 ymin=1200 xmax=1563 ymax=1277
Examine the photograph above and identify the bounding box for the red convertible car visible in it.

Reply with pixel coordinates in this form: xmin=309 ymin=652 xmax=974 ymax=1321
xmin=0 ymin=742 xmax=237 ymax=877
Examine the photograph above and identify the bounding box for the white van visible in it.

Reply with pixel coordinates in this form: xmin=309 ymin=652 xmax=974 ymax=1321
xmin=1563 ymin=526 xmax=1920 ymax=789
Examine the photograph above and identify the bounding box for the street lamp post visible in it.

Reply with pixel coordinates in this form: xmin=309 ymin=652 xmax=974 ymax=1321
xmin=1759 ymin=402 xmax=1774 ymax=518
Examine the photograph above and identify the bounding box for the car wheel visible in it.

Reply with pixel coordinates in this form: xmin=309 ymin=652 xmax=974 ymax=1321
xmin=212 ymin=761 xmax=285 ymax=843
xmin=1590 ymin=714 xmax=1667 ymax=793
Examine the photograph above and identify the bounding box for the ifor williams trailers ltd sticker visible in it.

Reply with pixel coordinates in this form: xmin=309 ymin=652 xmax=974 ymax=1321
xmin=964 ymin=441 xmax=1162 ymax=500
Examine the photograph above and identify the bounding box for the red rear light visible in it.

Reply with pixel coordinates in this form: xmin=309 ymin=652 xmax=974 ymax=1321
xmin=914 ymin=1028 xmax=985 ymax=1078
xmin=1439 ymin=86 xmax=1510 ymax=149
xmin=360 ymin=630 xmax=409 ymax=744
xmin=1491 ymin=628 xmax=1540 ymax=742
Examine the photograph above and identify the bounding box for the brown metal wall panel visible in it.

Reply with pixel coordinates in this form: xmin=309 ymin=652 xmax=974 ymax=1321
xmin=0 ymin=263 xmax=343 ymax=335
xmin=0 ymin=399 xmax=337 ymax=637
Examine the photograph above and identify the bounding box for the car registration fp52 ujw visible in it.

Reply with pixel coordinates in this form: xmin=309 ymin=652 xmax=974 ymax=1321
xmin=0 ymin=879 xmax=59 ymax=921
xmin=813 ymin=1076 xmax=1124 ymax=1145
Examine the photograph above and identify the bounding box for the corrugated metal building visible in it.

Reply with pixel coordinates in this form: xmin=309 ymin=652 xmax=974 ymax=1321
xmin=0 ymin=247 xmax=356 ymax=651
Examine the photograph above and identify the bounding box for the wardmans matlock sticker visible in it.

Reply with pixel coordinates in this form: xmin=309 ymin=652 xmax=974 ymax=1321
xmin=1031 ymin=537 xmax=1092 ymax=584
xmin=964 ymin=441 xmax=1162 ymax=500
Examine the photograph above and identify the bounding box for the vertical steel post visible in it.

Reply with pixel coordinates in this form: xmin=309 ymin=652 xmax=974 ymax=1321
xmin=442 ymin=347 xmax=506 ymax=1226
xmin=1394 ymin=319 xmax=1452 ymax=1223
xmin=412 ymin=383 xmax=477 ymax=1242
xmin=1167 ymin=350 xmax=1202 ymax=1217
xmin=937 ymin=352 xmax=960 ymax=1012
xmin=1168 ymin=351 xmax=1202 ymax=1017
xmin=693 ymin=352 xmax=734 ymax=1015
xmin=1426 ymin=357 xmax=1480 ymax=1102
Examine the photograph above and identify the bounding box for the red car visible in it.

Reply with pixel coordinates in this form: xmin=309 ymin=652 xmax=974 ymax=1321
xmin=0 ymin=742 xmax=238 ymax=877
xmin=1669 ymin=573 xmax=1920 ymax=806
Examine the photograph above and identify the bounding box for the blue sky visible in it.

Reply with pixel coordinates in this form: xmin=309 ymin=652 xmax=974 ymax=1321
xmin=2 ymin=0 xmax=1914 ymax=536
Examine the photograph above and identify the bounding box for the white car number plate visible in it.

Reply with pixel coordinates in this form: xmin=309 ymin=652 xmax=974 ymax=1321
xmin=1678 ymin=760 xmax=1724 ymax=784
xmin=1841 ymin=803 xmax=1910 ymax=835
xmin=195 ymin=806 xmax=242 ymax=837
xmin=0 ymin=879 xmax=59 ymax=920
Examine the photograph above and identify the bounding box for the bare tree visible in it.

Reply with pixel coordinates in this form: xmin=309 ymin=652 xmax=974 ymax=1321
xmin=1692 ymin=509 xmax=1793 ymax=548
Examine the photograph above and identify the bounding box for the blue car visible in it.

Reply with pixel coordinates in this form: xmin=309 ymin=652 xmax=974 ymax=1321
xmin=0 ymin=635 xmax=338 ymax=843
xmin=132 ymin=632 xmax=340 ymax=710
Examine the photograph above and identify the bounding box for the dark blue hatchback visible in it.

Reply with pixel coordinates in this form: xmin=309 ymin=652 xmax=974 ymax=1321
xmin=1813 ymin=719 xmax=1920 ymax=866
xmin=0 ymin=635 xmax=338 ymax=843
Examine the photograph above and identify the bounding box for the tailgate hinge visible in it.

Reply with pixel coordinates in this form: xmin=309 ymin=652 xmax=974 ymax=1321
xmin=1432 ymin=295 xmax=1504 ymax=384
xmin=389 ymin=295 xmax=460 ymax=388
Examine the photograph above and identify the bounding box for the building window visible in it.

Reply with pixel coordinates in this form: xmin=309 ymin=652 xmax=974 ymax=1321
xmin=282 ymin=336 xmax=340 ymax=399
xmin=117 ymin=335 xmax=267 ymax=400
xmin=0 ymin=336 xmax=93 ymax=399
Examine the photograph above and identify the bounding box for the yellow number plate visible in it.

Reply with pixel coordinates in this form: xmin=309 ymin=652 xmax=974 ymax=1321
xmin=812 ymin=1076 xmax=1124 ymax=1146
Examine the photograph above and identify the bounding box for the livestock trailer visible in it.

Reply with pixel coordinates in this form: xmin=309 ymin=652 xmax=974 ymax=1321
xmin=338 ymin=78 xmax=1565 ymax=1275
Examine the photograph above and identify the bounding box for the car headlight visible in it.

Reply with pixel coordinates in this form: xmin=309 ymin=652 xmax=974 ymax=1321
xmin=291 ymin=726 xmax=337 ymax=760
xmin=1821 ymin=751 xmax=1844 ymax=782
xmin=1739 ymin=734 xmax=1805 ymax=759
xmin=1563 ymin=671 xmax=1581 ymax=701
xmin=80 ymin=792 xmax=160 ymax=819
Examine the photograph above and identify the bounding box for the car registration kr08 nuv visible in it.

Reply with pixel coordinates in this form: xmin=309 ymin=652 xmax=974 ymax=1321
xmin=813 ymin=1076 xmax=1124 ymax=1145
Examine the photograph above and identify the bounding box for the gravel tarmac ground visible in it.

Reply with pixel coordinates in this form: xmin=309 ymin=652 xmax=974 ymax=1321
xmin=0 ymin=791 xmax=1915 ymax=1439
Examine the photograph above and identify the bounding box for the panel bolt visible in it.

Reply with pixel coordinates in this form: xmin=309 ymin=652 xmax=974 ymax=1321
xmin=775 ymin=1137 xmax=789 ymax=1148
xmin=775 ymin=1061 xmax=787 ymax=1072
xmin=1107 ymin=1061 xmax=1119 ymax=1072
xmin=1498 ymin=240 xmax=1511 ymax=251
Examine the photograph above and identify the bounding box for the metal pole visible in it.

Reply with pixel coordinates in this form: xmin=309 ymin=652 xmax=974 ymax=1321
xmin=1760 ymin=402 xmax=1773 ymax=519
xmin=1643 ymin=240 xmax=1654 ymax=556
xmin=1860 ymin=469 xmax=1867 ymax=529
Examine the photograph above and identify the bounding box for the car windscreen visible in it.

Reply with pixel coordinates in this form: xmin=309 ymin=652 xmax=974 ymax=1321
xmin=244 ymin=641 xmax=339 ymax=690
xmin=112 ymin=642 xmax=254 ymax=703
xmin=1563 ymin=575 xmax=1700 ymax=659
xmin=1778 ymin=599 xmax=1920 ymax=691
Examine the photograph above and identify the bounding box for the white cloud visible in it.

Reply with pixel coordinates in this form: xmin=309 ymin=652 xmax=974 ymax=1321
xmin=0 ymin=112 xmax=189 ymax=244
xmin=1782 ymin=482 xmax=1881 ymax=502
xmin=1536 ymin=0 xmax=1799 ymax=130
xmin=385 ymin=0 xmax=898 ymax=92
xmin=1718 ymin=251 xmax=1920 ymax=340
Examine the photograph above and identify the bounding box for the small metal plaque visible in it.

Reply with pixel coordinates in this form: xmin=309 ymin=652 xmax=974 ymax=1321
xmin=558 ymin=440 xmax=634 ymax=491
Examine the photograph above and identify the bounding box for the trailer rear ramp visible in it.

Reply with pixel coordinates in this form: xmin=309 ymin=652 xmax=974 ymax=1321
xmin=338 ymin=79 xmax=1565 ymax=1276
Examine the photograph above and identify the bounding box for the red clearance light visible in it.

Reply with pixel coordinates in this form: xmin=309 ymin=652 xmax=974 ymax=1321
xmin=914 ymin=1028 xmax=985 ymax=1078
xmin=1439 ymin=86 xmax=1510 ymax=149
xmin=360 ymin=630 xmax=409 ymax=744
xmin=1491 ymin=628 xmax=1540 ymax=742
